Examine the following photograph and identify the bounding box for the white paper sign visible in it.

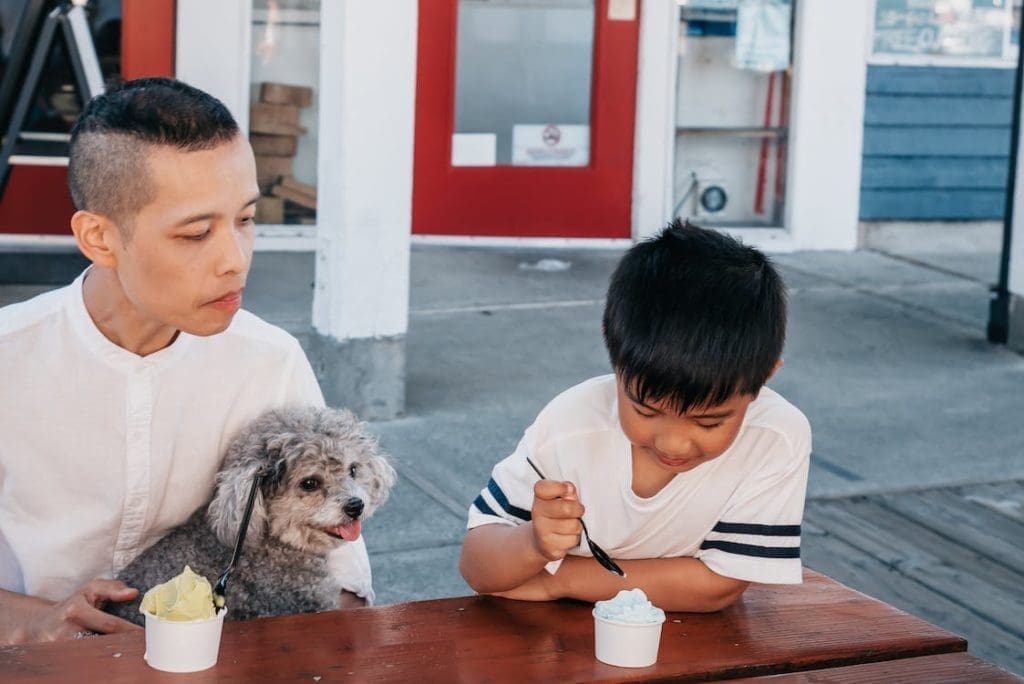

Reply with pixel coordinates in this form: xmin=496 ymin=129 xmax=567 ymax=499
xmin=735 ymin=0 xmax=791 ymax=72
xmin=511 ymin=124 xmax=590 ymax=167
xmin=608 ymin=0 xmax=636 ymax=21
xmin=451 ymin=133 xmax=497 ymax=167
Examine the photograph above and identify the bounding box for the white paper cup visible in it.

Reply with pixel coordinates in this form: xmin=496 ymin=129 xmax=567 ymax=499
xmin=593 ymin=609 xmax=665 ymax=668
xmin=143 ymin=608 xmax=227 ymax=673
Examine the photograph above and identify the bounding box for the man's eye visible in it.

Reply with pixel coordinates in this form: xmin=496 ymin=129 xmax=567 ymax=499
xmin=349 ymin=464 xmax=359 ymax=478
xmin=181 ymin=232 xmax=209 ymax=241
xmin=299 ymin=477 xmax=321 ymax=491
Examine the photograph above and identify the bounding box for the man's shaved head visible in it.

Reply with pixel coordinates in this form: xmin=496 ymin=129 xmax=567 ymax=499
xmin=68 ymin=78 xmax=240 ymax=233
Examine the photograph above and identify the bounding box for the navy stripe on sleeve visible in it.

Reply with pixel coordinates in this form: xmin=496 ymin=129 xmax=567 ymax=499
xmin=487 ymin=478 xmax=532 ymax=522
xmin=472 ymin=494 xmax=497 ymax=517
xmin=711 ymin=522 xmax=801 ymax=537
xmin=700 ymin=539 xmax=800 ymax=559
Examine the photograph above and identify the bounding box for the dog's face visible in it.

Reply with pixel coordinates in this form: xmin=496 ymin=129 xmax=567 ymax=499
xmin=208 ymin=407 xmax=396 ymax=555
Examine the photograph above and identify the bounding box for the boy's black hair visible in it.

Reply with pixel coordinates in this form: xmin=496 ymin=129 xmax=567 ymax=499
xmin=68 ymin=77 xmax=239 ymax=229
xmin=603 ymin=218 xmax=787 ymax=413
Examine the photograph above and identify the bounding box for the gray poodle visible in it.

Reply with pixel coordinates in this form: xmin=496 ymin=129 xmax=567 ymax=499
xmin=106 ymin=406 xmax=396 ymax=624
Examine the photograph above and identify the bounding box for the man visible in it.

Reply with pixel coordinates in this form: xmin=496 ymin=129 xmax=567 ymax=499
xmin=0 ymin=78 xmax=371 ymax=643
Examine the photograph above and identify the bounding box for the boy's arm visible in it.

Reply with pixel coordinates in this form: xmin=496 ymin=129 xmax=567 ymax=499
xmin=492 ymin=555 xmax=750 ymax=613
xmin=460 ymin=480 xmax=585 ymax=593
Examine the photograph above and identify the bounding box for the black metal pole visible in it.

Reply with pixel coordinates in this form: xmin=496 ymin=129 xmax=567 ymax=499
xmin=989 ymin=13 xmax=1024 ymax=344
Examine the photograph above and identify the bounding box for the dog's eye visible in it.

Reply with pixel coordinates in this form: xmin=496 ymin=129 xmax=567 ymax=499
xmin=349 ymin=464 xmax=359 ymax=478
xmin=299 ymin=477 xmax=321 ymax=492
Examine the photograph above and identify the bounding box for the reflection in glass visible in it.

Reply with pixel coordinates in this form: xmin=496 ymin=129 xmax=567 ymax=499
xmin=250 ymin=0 xmax=319 ymax=225
xmin=452 ymin=0 xmax=594 ymax=167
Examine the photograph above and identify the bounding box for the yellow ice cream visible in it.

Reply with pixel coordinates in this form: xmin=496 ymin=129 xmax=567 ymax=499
xmin=140 ymin=566 xmax=217 ymax=621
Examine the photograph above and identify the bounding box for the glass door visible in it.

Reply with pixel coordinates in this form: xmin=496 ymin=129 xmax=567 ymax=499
xmin=413 ymin=0 xmax=640 ymax=238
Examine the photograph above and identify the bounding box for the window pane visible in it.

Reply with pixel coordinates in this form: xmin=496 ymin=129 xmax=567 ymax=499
xmin=674 ymin=1 xmax=792 ymax=228
xmin=452 ymin=0 xmax=594 ymax=167
xmin=250 ymin=0 xmax=319 ymax=225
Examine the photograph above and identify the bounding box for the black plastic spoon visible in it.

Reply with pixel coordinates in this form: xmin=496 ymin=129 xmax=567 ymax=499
xmin=524 ymin=457 xmax=626 ymax=578
xmin=212 ymin=470 xmax=265 ymax=610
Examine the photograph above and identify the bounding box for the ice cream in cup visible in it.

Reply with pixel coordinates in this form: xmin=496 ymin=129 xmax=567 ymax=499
xmin=592 ymin=588 xmax=666 ymax=668
xmin=140 ymin=566 xmax=227 ymax=673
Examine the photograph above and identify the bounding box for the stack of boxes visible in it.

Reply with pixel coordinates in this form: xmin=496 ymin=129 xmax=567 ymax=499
xmin=249 ymin=81 xmax=317 ymax=224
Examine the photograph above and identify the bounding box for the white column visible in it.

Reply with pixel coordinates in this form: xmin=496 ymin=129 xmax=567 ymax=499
xmin=785 ymin=0 xmax=869 ymax=251
xmin=1004 ymin=53 xmax=1024 ymax=350
xmin=632 ymin=0 xmax=679 ymax=240
xmin=175 ymin=0 xmax=252 ymax=132
xmin=313 ymin=0 xmax=415 ymax=341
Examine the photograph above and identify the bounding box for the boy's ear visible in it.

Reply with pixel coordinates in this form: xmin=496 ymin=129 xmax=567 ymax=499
xmin=70 ymin=209 xmax=121 ymax=268
xmin=767 ymin=357 xmax=784 ymax=381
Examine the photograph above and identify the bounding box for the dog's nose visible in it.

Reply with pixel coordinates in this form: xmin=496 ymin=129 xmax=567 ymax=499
xmin=343 ymin=497 xmax=364 ymax=519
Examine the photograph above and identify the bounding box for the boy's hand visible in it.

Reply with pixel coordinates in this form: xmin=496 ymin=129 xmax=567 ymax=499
xmin=530 ymin=480 xmax=585 ymax=561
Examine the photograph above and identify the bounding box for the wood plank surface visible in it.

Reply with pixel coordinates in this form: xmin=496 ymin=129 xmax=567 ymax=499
xmin=0 ymin=570 xmax=964 ymax=683
xmin=732 ymin=653 xmax=1023 ymax=683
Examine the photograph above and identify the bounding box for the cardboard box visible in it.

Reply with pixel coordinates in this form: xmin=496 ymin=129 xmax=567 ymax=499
xmin=250 ymin=134 xmax=298 ymax=157
xmin=255 ymin=155 xmax=293 ymax=192
xmin=250 ymin=103 xmax=304 ymax=136
xmin=271 ymin=182 xmax=317 ymax=211
xmin=255 ymin=196 xmax=284 ymax=224
xmin=259 ymin=82 xmax=314 ymax=108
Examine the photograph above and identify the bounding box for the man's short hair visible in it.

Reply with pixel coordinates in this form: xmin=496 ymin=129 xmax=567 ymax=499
xmin=67 ymin=77 xmax=240 ymax=229
xmin=603 ymin=218 xmax=787 ymax=412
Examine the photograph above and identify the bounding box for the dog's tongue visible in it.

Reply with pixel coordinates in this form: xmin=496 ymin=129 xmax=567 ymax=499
xmin=329 ymin=520 xmax=361 ymax=541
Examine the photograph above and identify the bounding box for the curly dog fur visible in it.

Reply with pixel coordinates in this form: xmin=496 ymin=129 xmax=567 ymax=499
xmin=106 ymin=406 xmax=396 ymax=624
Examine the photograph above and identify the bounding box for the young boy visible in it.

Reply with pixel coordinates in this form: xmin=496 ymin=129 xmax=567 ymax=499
xmin=459 ymin=220 xmax=810 ymax=612
xmin=0 ymin=78 xmax=371 ymax=643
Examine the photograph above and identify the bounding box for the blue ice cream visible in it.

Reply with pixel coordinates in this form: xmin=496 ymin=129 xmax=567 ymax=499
xmin=593 ymin=588 xmax=665 ymax=624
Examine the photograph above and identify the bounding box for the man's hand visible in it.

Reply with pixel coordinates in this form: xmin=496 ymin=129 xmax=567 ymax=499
xmin=1 ymin=579 xmax=141 ymax=644
xmin=530 ymin=479 xmax=585 ymax=562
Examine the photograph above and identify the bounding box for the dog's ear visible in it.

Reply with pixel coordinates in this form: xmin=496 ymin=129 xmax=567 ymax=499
xmin=206 ymin=429 xmax=289 ymax=549
xmin=363 ymin=451 xmax=398 ymax=508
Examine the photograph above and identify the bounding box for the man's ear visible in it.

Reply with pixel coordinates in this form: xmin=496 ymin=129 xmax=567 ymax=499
xmin=70 ymin=209 xmax=121 ymax=268
xmin=766 ymin=357 xmax=784 ymax=382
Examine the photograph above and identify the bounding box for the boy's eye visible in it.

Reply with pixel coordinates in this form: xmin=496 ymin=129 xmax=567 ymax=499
xmin=181 ymin=231 xmax=209 ymax=241
xmin=633 ymin=406 xmax=657 ymax=418
xmin=696 ymin=421 xmax=724 ymax=430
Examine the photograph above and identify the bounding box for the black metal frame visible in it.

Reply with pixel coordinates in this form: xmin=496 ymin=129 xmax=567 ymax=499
xmin=0 ymin=0 xmax=103 ymax=198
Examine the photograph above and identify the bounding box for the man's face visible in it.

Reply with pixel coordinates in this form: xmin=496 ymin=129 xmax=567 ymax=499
xmin=111 ymin=135 xmax=259 ymax=337
xmin=616 ymin=377 xmax=756 ymax=475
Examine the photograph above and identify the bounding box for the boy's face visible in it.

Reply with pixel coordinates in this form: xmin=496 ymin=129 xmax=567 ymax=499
xmin=616 ymin=377 xmax=757 ymax=475
xmin=110 ymin=135 xmax=259 ymax=336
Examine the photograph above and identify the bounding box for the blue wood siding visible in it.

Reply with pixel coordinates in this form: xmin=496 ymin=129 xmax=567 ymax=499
xmin=859 ymin=66 xmax=1015 ymax=221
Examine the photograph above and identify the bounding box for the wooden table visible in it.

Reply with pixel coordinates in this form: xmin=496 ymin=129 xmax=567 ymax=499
xmin=0 ymin=570 xmax=969 ymax=683
xmin=733 ymin=653 xmax=1023 ymax=682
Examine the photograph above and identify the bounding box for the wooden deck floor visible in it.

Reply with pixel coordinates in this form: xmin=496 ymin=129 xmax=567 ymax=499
xmin=803 ymin=480 xmax=1024 ymax=676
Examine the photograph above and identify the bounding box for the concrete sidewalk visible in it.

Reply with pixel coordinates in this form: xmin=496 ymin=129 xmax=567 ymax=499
xmin=3 ymin=241 xmax=1022 ymax=671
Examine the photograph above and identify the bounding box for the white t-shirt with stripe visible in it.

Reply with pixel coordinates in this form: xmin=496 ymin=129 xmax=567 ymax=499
xmin=467 ymin=374 xmax=811 ymax=584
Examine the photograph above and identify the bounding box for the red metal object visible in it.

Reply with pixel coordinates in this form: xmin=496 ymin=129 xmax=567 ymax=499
xmin=0 ymin=0 xmax=176 ymax=236
xmin=412 ymin=0 xmax=641 ymax=238
xmin=753 ymin=72 xmax=776 ymax=216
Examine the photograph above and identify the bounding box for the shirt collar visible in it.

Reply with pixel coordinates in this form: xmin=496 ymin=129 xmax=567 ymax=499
xmin=65 ymin=268 xmax=195 ymax=372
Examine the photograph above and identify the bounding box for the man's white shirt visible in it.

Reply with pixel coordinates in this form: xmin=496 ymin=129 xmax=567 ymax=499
xmin=468 ymin=375 xmax=811 ymax=584
xmin=0 ymin=271 xmax=373 ymax=602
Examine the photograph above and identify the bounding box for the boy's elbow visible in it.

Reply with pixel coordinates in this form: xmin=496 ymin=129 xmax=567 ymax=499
xmin=704 ymin=583 xmax=749 ymax=612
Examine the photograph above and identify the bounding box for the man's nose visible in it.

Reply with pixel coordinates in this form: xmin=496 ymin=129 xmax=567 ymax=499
xmin=215 ymin=225 xmax=251 ymax=276
xmin=343 ymin=497 xmax=364 ymax=519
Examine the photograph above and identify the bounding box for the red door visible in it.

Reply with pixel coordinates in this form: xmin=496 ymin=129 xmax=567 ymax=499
xmin=413 ymin=0 xmax=640 ymax=239
xmin=0 ymin=0 xmax=175 ymax=236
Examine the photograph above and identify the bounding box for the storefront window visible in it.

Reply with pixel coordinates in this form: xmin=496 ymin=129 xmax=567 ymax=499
xmin=870 ymin=0 xmax=1022 ymax=66
xmin=250 ymin=0 xmax=319 ymax=225
xmin=674 ymin=0 xmax=793 ymax=228
xmin=451 ymin=0 xmax=595 ymax=167
xmin=0 ymin=0 xmax=120 ymax=135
